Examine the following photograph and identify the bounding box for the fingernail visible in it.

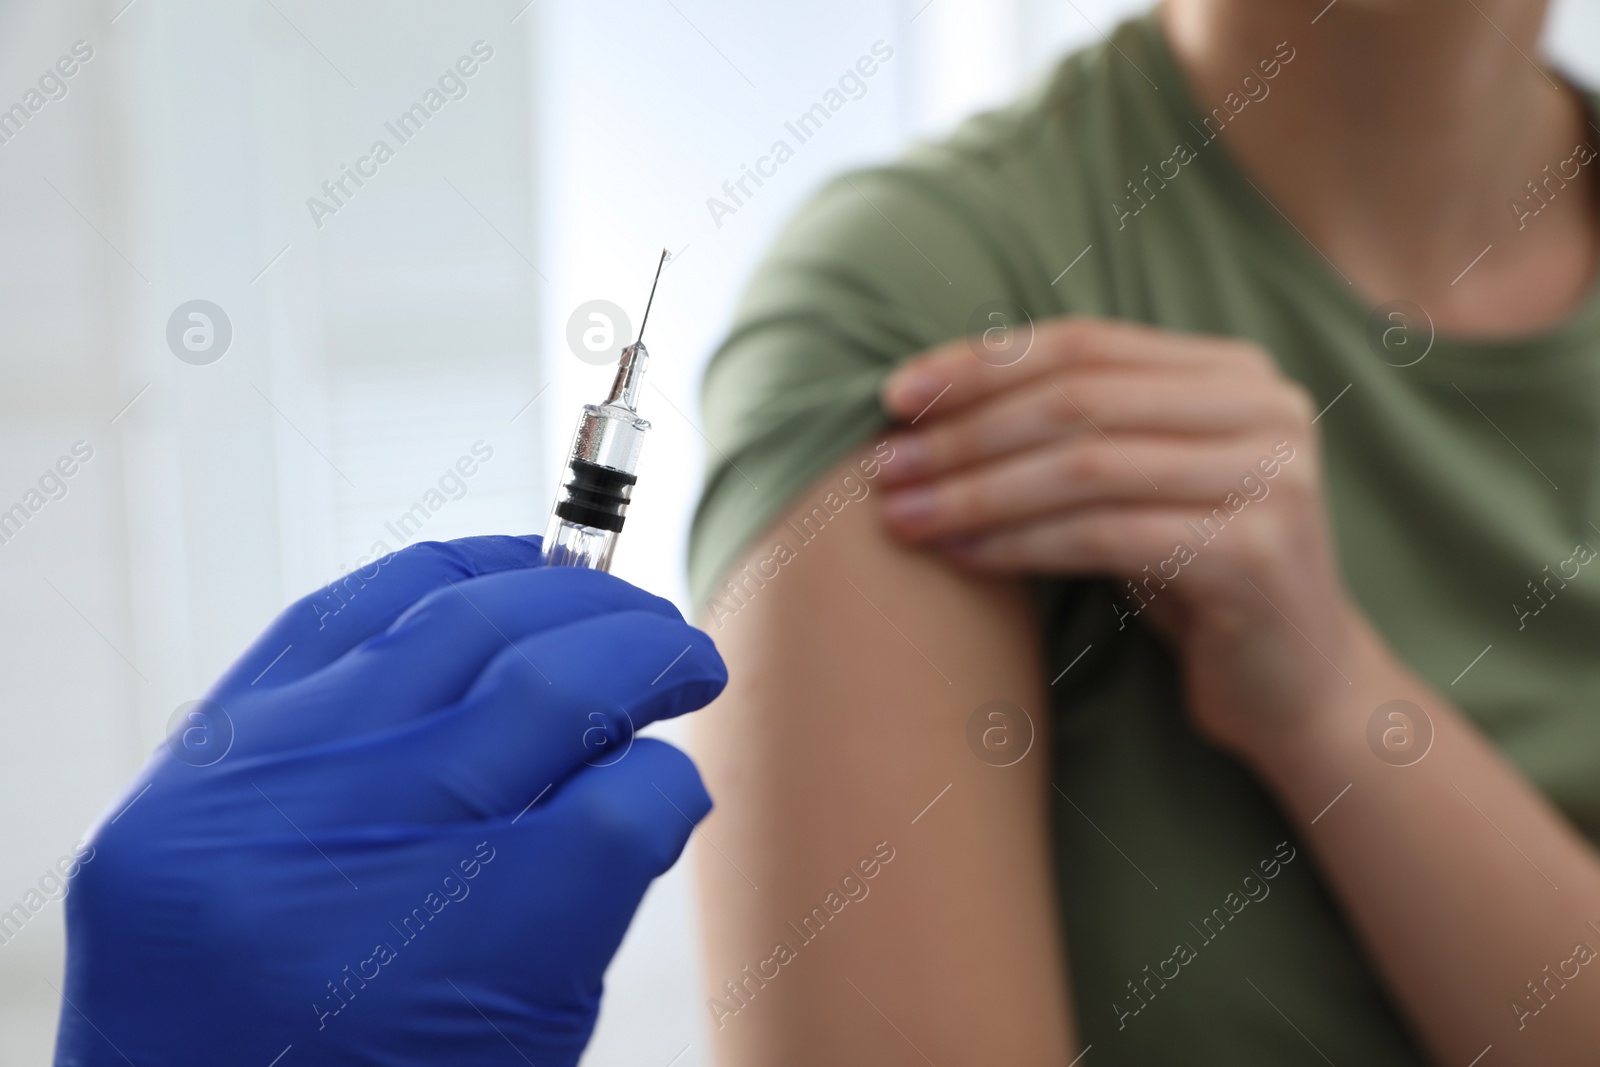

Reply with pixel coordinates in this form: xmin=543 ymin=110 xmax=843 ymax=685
xmin=883 ymin=370 xmax=938 ymax=415
xmin=884 ymin=488 xmax=937 ymax=526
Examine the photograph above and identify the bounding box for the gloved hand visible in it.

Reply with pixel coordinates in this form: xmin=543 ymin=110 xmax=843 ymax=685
xmin=54 ymin=535 xmax=726 ymax=1066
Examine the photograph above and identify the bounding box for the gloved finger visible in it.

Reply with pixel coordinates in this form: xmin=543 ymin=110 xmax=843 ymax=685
xmin=511 ymin=737 xmax=712 ymax=886
xmin=218 ymin=568 xmax=689 ymax=759
xmin=348 ymin=743 xmax=711 ymax=1061
xmin=234 ymin=611 xmax=725 ymax=827
xmin=58 ymin=741 xmax=711 ymax=1067
xmin=212 ymin=536 xmax=545 ymax=699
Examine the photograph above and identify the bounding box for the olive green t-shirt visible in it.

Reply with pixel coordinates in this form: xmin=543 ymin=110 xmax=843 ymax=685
xmin=688 ymin=12 xmax=1600 ymax=1063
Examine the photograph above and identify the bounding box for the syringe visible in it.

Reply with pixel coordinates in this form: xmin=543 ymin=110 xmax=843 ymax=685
xmin=541 ymin=250 xmax=669 ymax=572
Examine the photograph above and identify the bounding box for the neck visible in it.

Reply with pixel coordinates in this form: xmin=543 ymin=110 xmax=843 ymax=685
xmin=1161 ymin=0 xmax=1599 ymax=332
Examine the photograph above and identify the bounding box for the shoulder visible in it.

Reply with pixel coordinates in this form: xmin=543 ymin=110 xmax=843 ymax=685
xmin=691 ymin=18 xmax=1163 ymax=608
xmin=739 ymin=14 xmax=1161 ymax=328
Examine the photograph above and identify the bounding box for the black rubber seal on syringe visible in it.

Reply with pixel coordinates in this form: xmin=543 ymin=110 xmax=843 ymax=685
xmin=554 ymin=459 xmax=637 ymax=533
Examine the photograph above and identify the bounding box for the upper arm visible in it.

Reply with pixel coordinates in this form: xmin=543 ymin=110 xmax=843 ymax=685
xmin=692 ymin=446 xmax=1074 ymax=1065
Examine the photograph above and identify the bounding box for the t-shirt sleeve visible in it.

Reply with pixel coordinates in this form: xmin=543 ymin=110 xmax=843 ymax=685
xmin=687 ymin=161 xmax=1030 ymax=611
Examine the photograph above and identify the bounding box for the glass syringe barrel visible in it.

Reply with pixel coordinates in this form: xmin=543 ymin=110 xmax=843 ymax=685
xmin=541 ymin=342 xmax=651 ymax=572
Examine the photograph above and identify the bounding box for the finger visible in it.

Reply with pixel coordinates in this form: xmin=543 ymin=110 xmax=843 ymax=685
xmin=214 ymin=536 xmax=545 ymax=697
xmin=239 ymin=611 xmax=725 ymax=826
xmin=221 ymin=567 xmax=687 ymax=757
xmin=528 ymin=737 xmax=712 ymax=880
xmin=883 ymin=435 xmax=1289 ymax=541
xmin=879 ymin=368 xmax=1294 ymax=486
xmin=937 ymin=505 xmax=1213 ymax=577
xmin=880 ymin=317 xmax=1258 ymax=423
xmin=398 ymin=741 xmax=708 ymax=1038
xmin=483 ymin=740 xmax=711 ymax=994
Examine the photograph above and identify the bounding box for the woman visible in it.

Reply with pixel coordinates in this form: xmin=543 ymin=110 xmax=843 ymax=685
xmin=688 ymin=0 xmax=1600 ymax=1063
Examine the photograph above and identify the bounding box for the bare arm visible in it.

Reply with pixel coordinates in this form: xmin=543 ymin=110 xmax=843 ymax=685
xmin=1252 ymin=621 xmax=1600 ymax=1066
xmin=692 ymin=447 xmax=1076 ymax=1066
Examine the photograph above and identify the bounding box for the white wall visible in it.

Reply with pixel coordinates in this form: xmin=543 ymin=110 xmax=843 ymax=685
xmin=0 ymin=1 xmax=1595 ymax=1064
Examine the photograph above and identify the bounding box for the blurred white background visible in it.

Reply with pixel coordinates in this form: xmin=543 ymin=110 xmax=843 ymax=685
xmin=0 ymin=0 xmax=1595 ymax=1063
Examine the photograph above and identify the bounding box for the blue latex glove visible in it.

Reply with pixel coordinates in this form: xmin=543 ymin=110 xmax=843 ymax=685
xmin=54 ymin=536 xmax=726 ymax=1066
